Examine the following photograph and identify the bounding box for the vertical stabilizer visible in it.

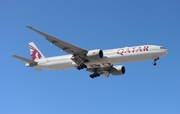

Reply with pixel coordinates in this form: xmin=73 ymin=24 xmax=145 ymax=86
xmin=29 ymin=42 xmax=45 ymax=61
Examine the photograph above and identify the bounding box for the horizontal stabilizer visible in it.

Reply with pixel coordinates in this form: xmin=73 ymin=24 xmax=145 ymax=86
xmin=12 ymin=54 xmax=37 ymax=63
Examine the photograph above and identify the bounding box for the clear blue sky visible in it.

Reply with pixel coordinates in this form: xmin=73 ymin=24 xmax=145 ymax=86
xmin=1 ymin=0 xmax=180 ymax=114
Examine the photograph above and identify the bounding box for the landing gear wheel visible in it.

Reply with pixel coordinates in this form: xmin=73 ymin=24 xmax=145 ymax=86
xmin=77 ymin=66 xmax=81 ymax=70
xmin=76 ymin=63 xmax=87 ymax=70
xmin=96 ymin=73 xmax=100 ymax=77
xmin=152 ymin=57 xmax=159 ymax=66
xmin=89 ymin=73 xmax=100 ymax=79
xmin=81 ymin=64 xmax=87 ymax=68
xmin=153 ymin=62 xmax=156 ymax=66
xmin=90 ymin=74 xmax=94 ymax=79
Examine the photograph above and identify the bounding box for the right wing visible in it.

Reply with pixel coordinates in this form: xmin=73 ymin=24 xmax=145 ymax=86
xmin=26 ymin=26 xmax=88 ymax=55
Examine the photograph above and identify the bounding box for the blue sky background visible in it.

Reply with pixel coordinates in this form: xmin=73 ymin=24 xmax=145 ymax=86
xmin=1 ymin=0 xmax=180 ymax=114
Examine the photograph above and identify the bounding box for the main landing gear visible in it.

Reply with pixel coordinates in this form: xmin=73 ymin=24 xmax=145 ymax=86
xmin=76 ymin=63 xmax=87 ymax=70
xmin=90 ymin=73 xmax=100 ymax=79
xmin=72 ymin=56 xmax=87 ymax=70
xmin=152 ymin=57 xmax=159 ymax=66
xmin=89 ymin=68 xmax=101 ymax=79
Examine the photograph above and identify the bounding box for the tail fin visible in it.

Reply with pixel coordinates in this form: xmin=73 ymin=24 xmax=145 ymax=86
xmin=29 ymin=42 xmax=45 ymax=61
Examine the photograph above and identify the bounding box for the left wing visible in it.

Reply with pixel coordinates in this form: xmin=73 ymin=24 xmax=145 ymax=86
xmin=26 ymin=26 xmax=88 ymax=55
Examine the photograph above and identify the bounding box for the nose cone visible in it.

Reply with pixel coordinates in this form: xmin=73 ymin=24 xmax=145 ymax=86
xmin=163 ymin=49 xmax=168 ymax=56
xmin=166 ymin=49 xmax=168 ymax=54
xmin=159 ymin=46 xmax=168 ymax=55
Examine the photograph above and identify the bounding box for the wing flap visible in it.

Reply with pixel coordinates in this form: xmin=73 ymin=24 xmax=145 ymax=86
xmin=26 ymin=26 xmax=88 ymax=55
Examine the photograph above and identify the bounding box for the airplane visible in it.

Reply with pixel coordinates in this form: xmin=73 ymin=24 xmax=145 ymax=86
xmin=12 ymin=26 xmax=168 ymax=78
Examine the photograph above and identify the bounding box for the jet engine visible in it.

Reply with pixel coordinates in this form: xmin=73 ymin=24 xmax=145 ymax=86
xmin=109 ymin=66 xmax=126 ymax=76
xmin=86 ymin=49 xmax=103 ymax=60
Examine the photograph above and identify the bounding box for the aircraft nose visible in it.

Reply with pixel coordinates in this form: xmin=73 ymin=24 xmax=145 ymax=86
xmin=162 ymin=48 xmax=168 ymax=56
xmin=160 ymin=46 xmax=168 ymax=55
xmin=165 ymin=49 xmax=168 ymax=54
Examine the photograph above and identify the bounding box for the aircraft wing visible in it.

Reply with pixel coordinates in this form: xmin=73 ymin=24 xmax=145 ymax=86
xmin=26 ymin=26 xmax=88 ymax=55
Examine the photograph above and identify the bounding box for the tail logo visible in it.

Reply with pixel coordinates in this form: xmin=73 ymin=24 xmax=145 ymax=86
xmin=29 ymin=45 xmax=42 ymax=61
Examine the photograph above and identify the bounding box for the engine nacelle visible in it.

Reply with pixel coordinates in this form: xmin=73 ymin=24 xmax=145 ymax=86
xmin=86 ymin=49 xmax=103 ymax=60
xmin=109 ymin=66 xmax=126 ymax=76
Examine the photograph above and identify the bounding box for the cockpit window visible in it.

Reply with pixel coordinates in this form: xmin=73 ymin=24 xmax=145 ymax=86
xmin=160 ymin=47 xmax=166 ymax=49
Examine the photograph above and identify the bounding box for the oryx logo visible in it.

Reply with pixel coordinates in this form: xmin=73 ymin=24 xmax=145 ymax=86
xmin=29 ymin=45 xmax=42 ymax=61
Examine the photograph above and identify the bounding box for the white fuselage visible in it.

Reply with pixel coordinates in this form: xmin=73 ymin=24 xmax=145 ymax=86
xmin=30 ymin=45 xmax=168 ymax=70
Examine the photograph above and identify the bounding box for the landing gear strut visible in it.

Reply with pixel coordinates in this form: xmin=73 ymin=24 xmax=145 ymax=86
xmin=90 ymin=73 xmax=100 ymax=79
xmin=152 ymin=57 xmax=159 ymax=66
xmin=76 ymin=63 xmax=87 ymax=70
xmin=71 ymin=56 xmax=87 ymax=70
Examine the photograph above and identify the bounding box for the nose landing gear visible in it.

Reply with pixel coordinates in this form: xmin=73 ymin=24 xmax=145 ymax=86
xmin=153 ymin=57 xmax=159 ymax=66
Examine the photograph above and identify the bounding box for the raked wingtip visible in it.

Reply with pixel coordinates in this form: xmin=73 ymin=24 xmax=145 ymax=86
xmin=26 ymin=26 xmax=32 ymax=28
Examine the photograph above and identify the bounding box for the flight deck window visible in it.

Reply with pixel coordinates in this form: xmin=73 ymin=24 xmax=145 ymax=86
xmin=160 ymin=47 xmax=166 ymax=49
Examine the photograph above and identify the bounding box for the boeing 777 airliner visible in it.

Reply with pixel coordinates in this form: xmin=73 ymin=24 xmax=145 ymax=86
xmin=12 ymin=26 xmax=168 ymax=78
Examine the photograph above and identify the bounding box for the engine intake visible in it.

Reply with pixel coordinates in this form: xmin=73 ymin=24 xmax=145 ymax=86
xmin=86 ymin=49 xmax=103 ymax=60
xmin=110 ymin=66 xmax=126 ymax=76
